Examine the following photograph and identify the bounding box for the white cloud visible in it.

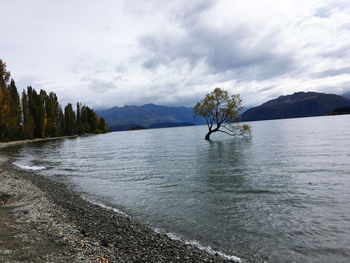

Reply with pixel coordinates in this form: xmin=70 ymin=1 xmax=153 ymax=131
xmin=1 ymin=0 xmax=350 ymax=108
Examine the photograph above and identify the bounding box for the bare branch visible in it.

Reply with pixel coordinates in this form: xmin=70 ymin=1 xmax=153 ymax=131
xmin=221 ymin=124 xmax=234 ymax=132
xmin=217 ymin=129 xmax=246 ymax=137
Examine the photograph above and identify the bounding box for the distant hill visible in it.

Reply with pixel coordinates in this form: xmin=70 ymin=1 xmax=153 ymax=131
xmin=148 ymin=122 xmax=195 ymax=129
xmin=96 ymin=104 xmax=206 ymax=131
xmin=241 ymin=92 xmax=350 ymax=122
xmin=342 ymin=91 xmax=350 ymax=100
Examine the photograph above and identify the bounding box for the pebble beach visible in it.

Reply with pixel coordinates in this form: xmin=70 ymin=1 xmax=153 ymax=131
xmin=0 ymin=140 xmax=244 ymax=263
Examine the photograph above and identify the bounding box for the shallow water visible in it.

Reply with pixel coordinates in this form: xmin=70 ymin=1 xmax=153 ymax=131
xmin=3 ymin=115 xmax=350 ymax=263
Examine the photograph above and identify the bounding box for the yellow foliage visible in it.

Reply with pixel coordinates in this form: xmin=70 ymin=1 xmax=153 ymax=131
xmin=194 ymin=87 xmax=251 ymax=140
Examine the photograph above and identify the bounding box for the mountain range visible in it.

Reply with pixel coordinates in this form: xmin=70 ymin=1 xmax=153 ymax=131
xmin=95 ymin=104 xmax=206 ymax=131
xmin=241 ymin=92 xmax=350 ymax=121
xmin=96 ymin=92 xmax=350 ymax=130
xmin=342 ymin=91 xmax=350 ymax=100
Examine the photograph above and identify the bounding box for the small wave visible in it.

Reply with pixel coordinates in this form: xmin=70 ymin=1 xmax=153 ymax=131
xmin=13 ymin=162 xmax=45 ymax=171
xmin=81 ymin=196 xmax=241 ymax=262
xmin=154 ymin=228 xmax=242 ymax=262
xmin=80 ymin=195 xmax=128 ymax=217
xmin=238 ymin=189 xmax=277 ymax=194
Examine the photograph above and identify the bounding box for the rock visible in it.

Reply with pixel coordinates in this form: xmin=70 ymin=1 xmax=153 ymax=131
xmin=0 ymin=193 xmax=12 ymax=204
xmin=100 ymin=238 xmax=108 ymax=247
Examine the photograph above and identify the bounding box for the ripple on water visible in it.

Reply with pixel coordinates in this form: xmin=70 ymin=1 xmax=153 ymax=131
xmin=4 ymin=115 xmax=350 ymax=263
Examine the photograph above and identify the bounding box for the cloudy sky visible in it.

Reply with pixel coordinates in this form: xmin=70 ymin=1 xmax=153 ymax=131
xmin=1 ymin=0 xmax=350 ymax=108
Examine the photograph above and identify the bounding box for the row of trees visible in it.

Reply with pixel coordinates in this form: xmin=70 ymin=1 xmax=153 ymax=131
xmin=0 ymin=59 xmax=109 ymax=142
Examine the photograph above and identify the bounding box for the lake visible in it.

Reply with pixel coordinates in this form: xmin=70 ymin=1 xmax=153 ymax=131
xmin=3 ymin=115 xmax=350 ymax=263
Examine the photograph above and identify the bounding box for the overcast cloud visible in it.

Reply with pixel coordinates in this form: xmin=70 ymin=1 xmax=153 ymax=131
xmin=1 ymin=0 xmax=350 ymax=108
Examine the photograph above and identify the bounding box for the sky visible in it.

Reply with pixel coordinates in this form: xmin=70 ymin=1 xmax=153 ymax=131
xmin=1 ymin=0 xmax=350 ymax=109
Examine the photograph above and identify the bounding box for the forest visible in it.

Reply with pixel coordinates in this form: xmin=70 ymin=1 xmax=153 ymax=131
xmin=0 ymin=59 xmax=109 ymax=142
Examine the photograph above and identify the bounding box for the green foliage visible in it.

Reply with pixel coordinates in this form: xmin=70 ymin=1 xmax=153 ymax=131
xmin=0 ymin=58 xmax=109 ymax=141
xmin=35 ymin=89 xmax=47 ymax=138
xmin=9 ymin=80 xmax=21 ymax=137
xmin=64 ymin=103 xmax=76 ymax=135
xmin=58 ymin=106 xmax=65 ymax=136
xmin=194 ymin=87 xmax=251 ymax=140
xmin=76 ymin=104 xmax=109 ymax=134
xmin=22 ymin=90 xmax=34 ymax=139
xmin=45 ymin=92 xmax=61 ymax=137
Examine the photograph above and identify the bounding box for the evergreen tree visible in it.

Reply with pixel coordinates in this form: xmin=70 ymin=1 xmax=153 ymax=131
xmin=21 ymin=90 xmax=34 ymax=139
xmin=64 ymin=103 xmax=76 ymax=135
xmin=80 ymin=105 xmax=89 ymax=133
xmin=44 ymin=92 xmax=61 ymax=137
xmin=58 ymin=106 xmax=65 ymax=136
xmin=76 ymin=102 xmax=82 ymax=134
xmin=28 ymin=88 xmax=46 ymax=138
xmin=8 ymin=79 xmax=21 ymax=138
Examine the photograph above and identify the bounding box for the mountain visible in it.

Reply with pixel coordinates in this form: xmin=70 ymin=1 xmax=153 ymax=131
xmin=148 ymin=122 xmax=195 ymax=129
xmin=96 ymin=104 xmax=206 ymax=131
xmin=342 ymin=91 xmax=350 ymax=100
xmin=241 ymin=92 xmax=350 ymax=122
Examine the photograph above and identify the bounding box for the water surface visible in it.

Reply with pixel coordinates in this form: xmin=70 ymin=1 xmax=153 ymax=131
xmin=3 ymin=115 xmax=350 ymax=263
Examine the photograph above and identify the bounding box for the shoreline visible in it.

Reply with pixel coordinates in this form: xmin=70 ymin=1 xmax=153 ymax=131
xmin=0 ymin=135 xmax=79 ymax=149
xmin=0 ymin=155 xmax=247 ymax=262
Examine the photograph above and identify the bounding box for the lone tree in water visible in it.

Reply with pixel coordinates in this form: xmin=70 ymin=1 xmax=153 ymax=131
xmin=194 ymin=88 xmax=251 ymax=140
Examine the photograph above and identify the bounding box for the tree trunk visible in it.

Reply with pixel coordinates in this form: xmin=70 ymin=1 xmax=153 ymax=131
xmin=205 ymin=127 xmax=219 ymax=140
xmin=205 ymin=130 xmax=212 ymax=140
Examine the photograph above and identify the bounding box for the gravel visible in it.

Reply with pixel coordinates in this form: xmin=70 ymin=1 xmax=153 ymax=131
xmin=0 ymin=160 xmax=246 ymax=263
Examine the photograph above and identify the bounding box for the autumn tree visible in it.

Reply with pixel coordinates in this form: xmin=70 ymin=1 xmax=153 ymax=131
xmin=0 ymin=61 xmax=22 ymax=140
xmin=194 ymin=88 xmax=251 ymax=140
xmin=99 ymin=117 xmax=109 ymax=132
xmin=0 ymin=58 xmax=109 ymax=141
xmin=88 ymin=108 xmax=100 ymax=132
xmin=0 ymin=59 xmax=11 ymax=140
